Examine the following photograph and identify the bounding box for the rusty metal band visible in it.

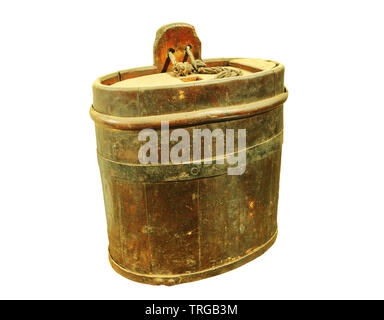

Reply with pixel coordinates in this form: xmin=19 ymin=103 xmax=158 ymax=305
xmin=90 ymin=90 xmax=288 ymax=130
xmin=109 ymin=229 xmax=278 ymax=286
xmin=97 ymin=131 xmax=283 ymax=182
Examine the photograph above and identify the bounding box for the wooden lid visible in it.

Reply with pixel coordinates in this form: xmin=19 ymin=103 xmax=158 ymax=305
xmin=91 ymin=23 xmax=285 ymax=119
xmin=110 ymin=59 xmax=276 ymax=89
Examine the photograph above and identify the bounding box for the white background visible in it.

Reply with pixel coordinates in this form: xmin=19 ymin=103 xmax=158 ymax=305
xmin=1 ymin=0 xmax=383 ymax=300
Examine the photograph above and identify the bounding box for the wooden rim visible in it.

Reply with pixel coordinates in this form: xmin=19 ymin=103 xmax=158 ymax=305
xmin=90 ymin=89 xmax=287 ymax=130
xmin=95 ymin=59 xmax=281 ymax=89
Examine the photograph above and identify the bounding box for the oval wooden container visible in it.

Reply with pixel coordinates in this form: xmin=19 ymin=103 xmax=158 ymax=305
xmin=90 ymin=23 xmax=287 ymax=285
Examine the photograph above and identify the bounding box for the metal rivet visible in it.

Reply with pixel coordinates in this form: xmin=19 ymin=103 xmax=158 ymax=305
xmin=190 ymin=166 xmax=199 ymax=176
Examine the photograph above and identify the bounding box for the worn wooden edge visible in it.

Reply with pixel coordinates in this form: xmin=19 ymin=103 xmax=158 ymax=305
xmin=92 ymin=60 xmax=285 ymax=117
xmin=98 ymin=65 xmax=159 ymax=86
xmin=90 ymin=89 xmax=287 ymax=130
xmin=108 ymin=229 xmax=277 ymax=286
xmin=94 ymin=58 xmax=282 ymax=91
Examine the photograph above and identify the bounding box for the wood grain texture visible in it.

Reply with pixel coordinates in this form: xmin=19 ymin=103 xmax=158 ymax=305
xmin=91 ymin=23 xmax=287 ymax=285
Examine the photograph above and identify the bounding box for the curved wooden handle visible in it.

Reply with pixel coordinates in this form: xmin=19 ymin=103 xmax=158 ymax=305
xmin=153 ymin=23 xmax=201 ymax=72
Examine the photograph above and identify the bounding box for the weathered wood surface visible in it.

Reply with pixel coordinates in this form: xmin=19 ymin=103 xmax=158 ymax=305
xmin=90 ymin=23 xmax=287 ymax=285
